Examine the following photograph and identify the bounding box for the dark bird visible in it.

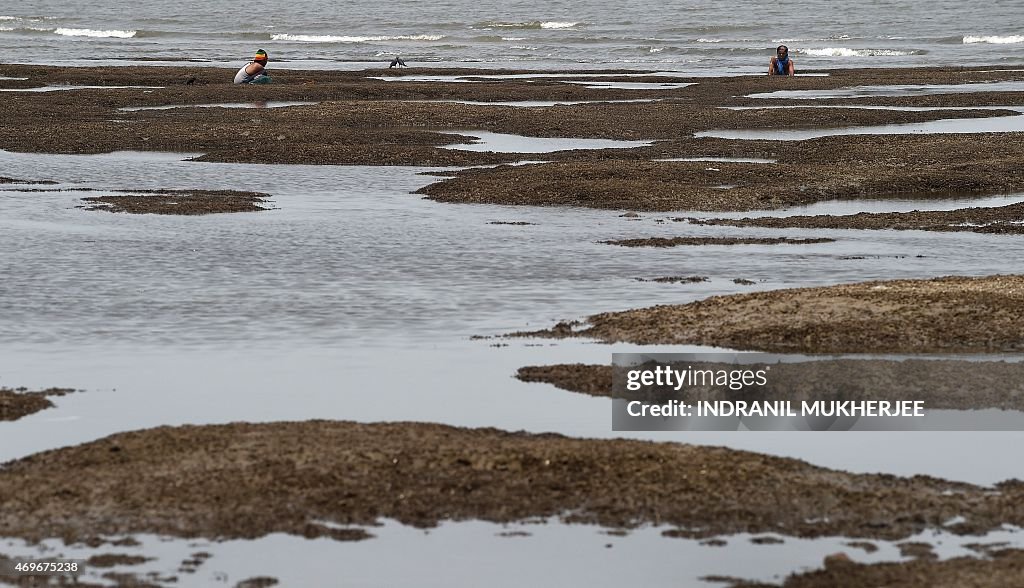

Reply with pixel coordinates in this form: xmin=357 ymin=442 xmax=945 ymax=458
xmin=389 ymin=56 xmax=407 ymax=68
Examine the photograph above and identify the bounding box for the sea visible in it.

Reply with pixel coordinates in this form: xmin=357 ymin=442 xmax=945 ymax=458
xmin=1 ymin=0 xmax=1023 ymax=72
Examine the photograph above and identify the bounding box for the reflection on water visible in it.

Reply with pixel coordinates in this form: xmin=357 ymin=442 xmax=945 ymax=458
xmin=657 ymin=156 xmax=776 ymax=163
xmin=368 ymin=72 xmax=693 ymax=83
xmin=562 ymin=81 xmax=696 ymax=90
xmin=0 ymin=84 xmax=163 ymax=92
xmin=697 ymin=108 xmax=1024 ymax=140
xmin=724 ymin=104 xmax=1023 ymax=112
xmin=119 ymin=101 xmax=317 ymax=112
xmin=9 ymin=520 xmax=1019 ymax=588
xmin=747 ymin=80 xmax=1024 ymax=99
xmin=409 ymin=98 xmax=659 ymax=107
xmin=440 ymin=130 xmax=653 ymax=152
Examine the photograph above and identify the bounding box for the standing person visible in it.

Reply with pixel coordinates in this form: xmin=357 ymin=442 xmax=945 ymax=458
xmin=234 ymin=49 xmax=272 ymax=84
xmin=769 ymin=45 xmax=795 ymax=76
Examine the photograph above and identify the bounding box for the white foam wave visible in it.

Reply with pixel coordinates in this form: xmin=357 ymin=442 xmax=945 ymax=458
xmin=540 ymin=21 xmax=579 ymax=29
xmin=802 ymin=47 xmax=914 ymax=57
xmin=502 ymin=36 xmax=526 ymax=41
xmin=475 ymin=20 xmax=581 ymax=30
xmin=510 ymin=45 xmax=538 ymax=50
xmin=54 ymin=28 xmax=136 ymax=38
xmin=963 ymin=35 xmax=1024 ymax=44
xmin=696 ymin=38 xmax=723 ymax=43
xmin=271 ymin=33 xmax=444 ymax=42
xmin=2 ymin=16 xmax=55 ymax=22
xmin=648 ymin=47 xmax=664 ymax=53
xmin=774 ymin=36 xmax=854 ymax=43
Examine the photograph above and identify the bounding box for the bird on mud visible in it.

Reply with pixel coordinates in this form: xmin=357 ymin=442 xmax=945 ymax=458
xmin=389 ymin=56 xmax=407 ymax=68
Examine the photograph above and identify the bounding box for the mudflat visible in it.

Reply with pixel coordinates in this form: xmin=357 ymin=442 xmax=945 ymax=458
xmin=78 ymin=189 xmax=272 ymax=215
xmin=3 ymin=64 xmax=1024 ymax=210
xmin=2 ymin=420 xmax=1023 ymax=546
xmin=512 ymin=275 xmax=1024 ymax=353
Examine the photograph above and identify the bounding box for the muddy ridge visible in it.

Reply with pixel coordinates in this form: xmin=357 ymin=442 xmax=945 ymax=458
xmin=0 ymin=387 xmax=75 ymax=421
xmin=517 ymin=364 xmax=614 ymax=396
xmin=731 ymin=548 xmax=1024 ymax=588
xmin=635 ymin=276 xmax=709 ymax=283
xmin=603 ymin=236 xmax=835 ymax=247
xmin=685 ymin=201 xmax=1024 ymax=233
xmin=4 ymin=421 xmax=1024 ymax=544
xmin=416 ymin=140 xmax=1024 ymax=211
xmin=78 ymin=189 xmax=272 ymax=215
xmin=511 ymin=275 xmax=1024 ymax=353
xmin=2 ymin=64 xmax=1024 ymax=210
xmin=516 ymin=360 xmax=1024 ymax=411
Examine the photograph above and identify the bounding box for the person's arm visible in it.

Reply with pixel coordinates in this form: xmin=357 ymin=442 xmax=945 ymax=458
xmin=245 ymin=62 xmax=265 ymax=76
xmin=768 ymin=57 xmax=777 ymax=75
xmin=787 ymin=59 xmax=795 ymax=76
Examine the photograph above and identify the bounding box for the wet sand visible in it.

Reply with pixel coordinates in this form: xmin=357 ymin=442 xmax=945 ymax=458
xmin=2 ymin=420 xmax=1024 ymax=546
xmin=2 ymin=64 xmax=1024 ymax=210
xmin=686 ymin=201 xmax=1024 ymax=233
xmin=0 ymin=388 xmax=74 ymax=421
xmin=512 ymin=275 xmax=1024 ymax=353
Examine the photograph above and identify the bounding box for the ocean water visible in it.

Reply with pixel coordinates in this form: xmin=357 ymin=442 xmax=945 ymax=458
xmin=1 ymin=0 xmax=1023 ymax=71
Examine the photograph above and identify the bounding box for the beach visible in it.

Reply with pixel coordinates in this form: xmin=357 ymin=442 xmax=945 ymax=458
xmin=3 ymin=58 xmax=1024 ymax=587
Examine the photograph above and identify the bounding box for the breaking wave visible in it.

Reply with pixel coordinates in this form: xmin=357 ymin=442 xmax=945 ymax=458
xmin=540 ymin=22 xmax=579 ymax=29
xmin=54 ymin=28 xmax=136 ymax=38
xmin=271 ymin=33 xmax=445 ymax=42
xmin=963 ymin=35 xmax=1024 ymax=44
xmin=801 ymin=47 xmax=918 ymax=57
xmin=473 ymin=21 xmax=582 ymax=30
